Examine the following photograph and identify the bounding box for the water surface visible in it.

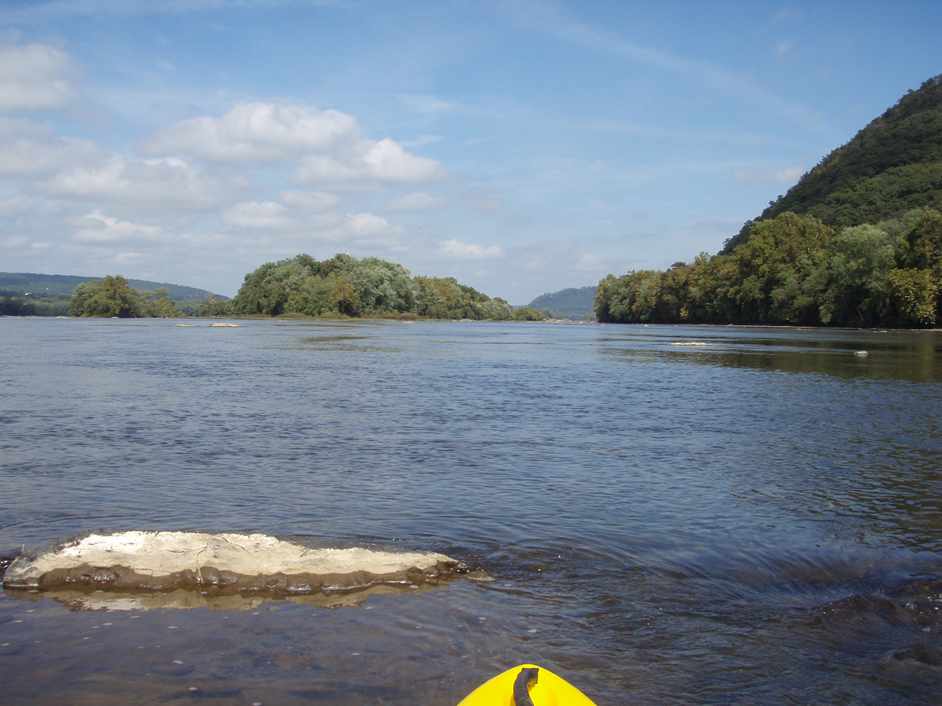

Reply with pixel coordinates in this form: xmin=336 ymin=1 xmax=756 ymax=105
xmin=1 ymin=319 xmax=941 ymax=704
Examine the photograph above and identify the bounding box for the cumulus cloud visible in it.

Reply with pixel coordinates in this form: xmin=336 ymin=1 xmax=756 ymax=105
xmin=439 ymin=239 xmax=503 ymax=259
xmin=48 ymin=156 xmax=230 ymax=209
xmin=387 ymin=191 xmax=440 ymax=210
xmin=223 ymin=200 xmax=293 ymax=229
xmin=0 ymin=118 xmax=100 ymax=175
xmin=146 ymin=102 xmax=358 ymax=161
xmin=146 ymin=101 xmax=444 ymax=185
xmin=71 ymin=210 xmax=162 ymax=243
xmin=280 ymin=190 xmax=338 ymax=211
xmin=344 ymin=212 xmax=396 ymax=237
xmin=0 ymin=42 xmax=76 ymax=111
xmin=299 ymin=138 xmax=444 ymax=183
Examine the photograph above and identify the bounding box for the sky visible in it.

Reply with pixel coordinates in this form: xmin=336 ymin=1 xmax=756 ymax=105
xmin=0 ymin=1 xmax=939 ymax=302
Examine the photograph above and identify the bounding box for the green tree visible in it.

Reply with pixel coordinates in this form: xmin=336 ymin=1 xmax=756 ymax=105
xmin=815 ymin=224 xmax=897 ymax=325
xmin=144 ymin=288 xmax=180 ymax=318
xmin=70 ymin=275 xmax=145 ymax=317
xmin=887 ymin=268 xmax=939 ymax=327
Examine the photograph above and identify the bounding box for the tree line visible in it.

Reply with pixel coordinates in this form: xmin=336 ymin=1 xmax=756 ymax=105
xmin=59 ymin=256 xmax=548 ymax=321
xmin=595 ymin=208 xmax=942 ymax=328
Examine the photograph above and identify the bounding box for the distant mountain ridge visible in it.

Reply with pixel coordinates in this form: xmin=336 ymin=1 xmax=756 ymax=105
xmin=528 ymin=286 xmax=597 ymax=319
xmin=724 ymin=74 xmax=942 ymax=251
xmin=0 ymin=272 xmax=225 ymax=303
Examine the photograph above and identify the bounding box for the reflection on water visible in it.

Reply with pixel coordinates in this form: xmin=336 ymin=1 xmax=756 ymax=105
xmin=6 ymin=583 xmax=444 ymax=612
xmin=600 ymin=325 xmax=942 ymax=381
xmin=0 ymin=318 xmax=940 ymax=704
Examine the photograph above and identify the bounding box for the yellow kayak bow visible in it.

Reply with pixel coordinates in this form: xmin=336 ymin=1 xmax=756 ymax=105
xmin=458 ymin=664 xmax=598 ymax=706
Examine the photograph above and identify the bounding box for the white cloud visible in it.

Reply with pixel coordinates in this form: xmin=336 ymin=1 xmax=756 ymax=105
xmin=280 ymin=190 xmax=338 ymax=211
xmin=71 ymin=210 xmax=162 ymax=243
xmin=146 ymin=102 xmax=358 ymax=161
xmin=439 ymin=239 xmax=503 ymax=259
xmin=388 ymin=191 xmax=440 ymax=210
xmin=48 ymin=156 xmax=230 ymax=209
xmin=344 ymin=212 xmax=396 ymax=237
xmin=0 ymin=42 xmax=75 ymax=111
xmin=299 ymin=138 xmax=444 ymax=183
xmin=0 ymin=118 xmax=100 ymax=175
xmin=146 ymin=102 xmax=444 ymax=186
xmin=223 ymin=200 xmax=293 ymax=229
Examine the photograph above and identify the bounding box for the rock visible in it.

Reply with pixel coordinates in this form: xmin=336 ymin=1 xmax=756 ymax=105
xmin=2 ymin=531 xmax=464 ymax=596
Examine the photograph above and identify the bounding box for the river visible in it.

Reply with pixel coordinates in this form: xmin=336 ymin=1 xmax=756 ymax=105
xmin=1 ymin=318 xmax=940 ymax=704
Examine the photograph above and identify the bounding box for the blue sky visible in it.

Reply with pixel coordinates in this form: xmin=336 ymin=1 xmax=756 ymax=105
xmin=0 ymin=0 xmax=939 ymax=302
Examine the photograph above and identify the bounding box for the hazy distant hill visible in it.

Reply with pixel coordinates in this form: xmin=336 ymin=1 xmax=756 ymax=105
xmin=528 ymin=286 xmax=597 ymax=319
xmin=724 ymin=74 xmax=942 ymax=251
xmin=0 ymin=273 xmax=225 ymax=303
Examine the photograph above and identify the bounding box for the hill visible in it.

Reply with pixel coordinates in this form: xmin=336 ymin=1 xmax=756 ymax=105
xmin=595 ymin=74 xmax=942 ymax=328
xmin=724 ymin=74 xmax=942 ymax=252
xmin=0 ymin=273 xmax=225 ymax=303
xmin=528 ymin=286 xmax=597 ymax=319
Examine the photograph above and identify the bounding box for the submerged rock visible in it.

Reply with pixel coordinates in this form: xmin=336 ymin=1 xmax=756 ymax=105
xmin=2 ymin=531 xmax=464 ymax=595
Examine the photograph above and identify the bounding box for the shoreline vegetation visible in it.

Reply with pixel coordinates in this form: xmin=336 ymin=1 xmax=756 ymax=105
xmin=594 ymin=208 xmax=942 ymax=329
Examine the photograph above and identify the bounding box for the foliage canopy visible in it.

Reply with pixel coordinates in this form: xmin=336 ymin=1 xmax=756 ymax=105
xmin=229 ymin=253 xmax=540 ymax=321
xmin=595 ymin=209 xmax=942 ymax=328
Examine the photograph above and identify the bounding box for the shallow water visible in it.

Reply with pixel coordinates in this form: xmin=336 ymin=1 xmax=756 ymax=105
xmin=1 ymin=318 xmax=941 ymax=704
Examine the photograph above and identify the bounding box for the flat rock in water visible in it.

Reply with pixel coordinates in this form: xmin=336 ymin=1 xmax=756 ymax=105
xmin=2 ymin=531 xmax=463 ymax=594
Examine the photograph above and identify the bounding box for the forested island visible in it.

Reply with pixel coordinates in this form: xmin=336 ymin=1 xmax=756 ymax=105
xmin=595 ymin=75 xmax=942 ymax=328
xmin=227 ymin=253 xmax=546 ymax=320
xmin=31 ymin=255 xmax=547 ymax=321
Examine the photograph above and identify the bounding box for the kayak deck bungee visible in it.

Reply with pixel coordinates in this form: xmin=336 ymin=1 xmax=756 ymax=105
xmin=459 ymin=664 xmax=598 ymax=706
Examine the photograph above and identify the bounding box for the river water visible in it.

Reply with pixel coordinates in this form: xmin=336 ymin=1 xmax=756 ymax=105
xmin=0 ymin=318 xmax=940 ymax=705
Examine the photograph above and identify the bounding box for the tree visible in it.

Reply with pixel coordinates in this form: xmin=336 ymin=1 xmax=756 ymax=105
xmin=815 ymin=224 xmax=896 ymax=326
xmin=887 ymin=268 xmax=938 ymax=327
xmin=144 ymin=288 xmax=180 ymax=318
xmin=70 ymin=276 xmax=145 ymax=317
